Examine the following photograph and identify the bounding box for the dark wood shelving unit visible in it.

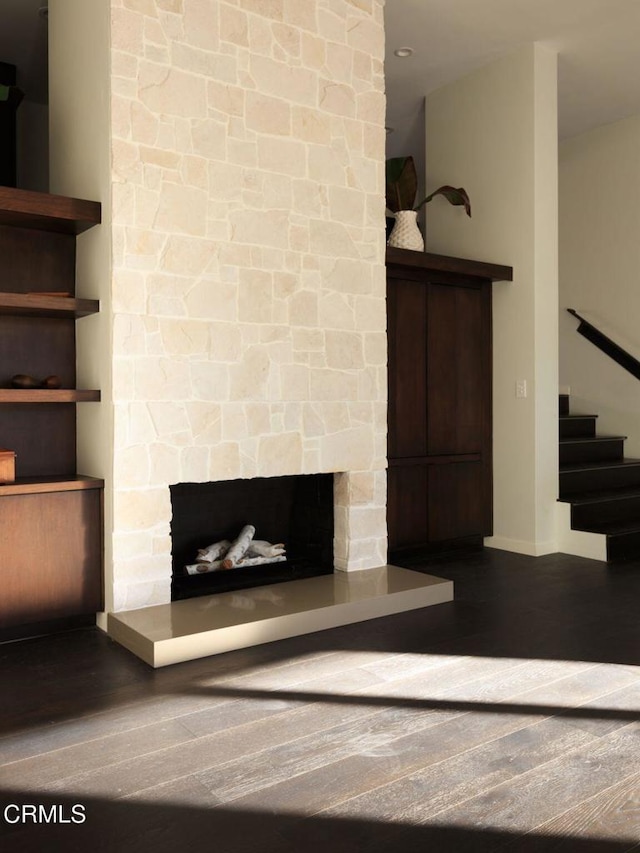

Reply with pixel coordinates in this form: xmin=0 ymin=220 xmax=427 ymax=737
xmin=386 ymin=248 xmax=512 ymax=559
xmin=0 ymin=188 xmax=103 ymax=637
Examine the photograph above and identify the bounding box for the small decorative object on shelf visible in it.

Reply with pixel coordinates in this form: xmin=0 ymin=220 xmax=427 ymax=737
xmin=0 ymin=448 xmax=16 ymax=483
xmin=11 ymin=374 xmax=38 ymax=389
xmin=41 ymin=375 xmax=62 ymax=389
xmin=387 ymin=210 xmax=424 ymax=251
xmin=386 ymin=155 xmax=471 ymax=251
xmin=10 ymin=374 xmax=62 ymax=389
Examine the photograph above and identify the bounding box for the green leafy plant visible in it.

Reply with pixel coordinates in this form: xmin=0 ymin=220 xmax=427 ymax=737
xmin=0 ymin=84 xmax=24 ymax=106
xmin=386 ymin=156 xmax=471 ymax=216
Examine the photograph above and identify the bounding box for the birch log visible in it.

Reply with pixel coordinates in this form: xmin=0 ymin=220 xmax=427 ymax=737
xmin=185 ymin=560 xmax=223 ymax=575
xmin=185 ymin=554 xmax=286 ymax=575
xmin=248 ymin=540 xmax=286 ymax=558
xmin=222 ymin=524 xmax=256 ymax=569
xmin=196 ymin=539 xmax=231 ymax=563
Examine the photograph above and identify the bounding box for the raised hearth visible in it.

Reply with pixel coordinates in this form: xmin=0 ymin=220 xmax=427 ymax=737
xmin=108 ymin=565 xmax=453 ymax=668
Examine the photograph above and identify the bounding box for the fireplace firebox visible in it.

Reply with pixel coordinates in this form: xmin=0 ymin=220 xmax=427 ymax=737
xmin=170 ymin=474 xmax=334 ymax=600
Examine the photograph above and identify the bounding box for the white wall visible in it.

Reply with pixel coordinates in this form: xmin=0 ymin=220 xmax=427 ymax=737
xmin=425 ymin=44 xmax=559 ymax=555
xmin=560 ymin=115 xmax=640 ymax=454
xmin=48 ymin=0 xmax=114 ymax=613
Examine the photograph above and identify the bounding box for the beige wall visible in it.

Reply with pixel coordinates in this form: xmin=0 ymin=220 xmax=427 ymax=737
xmin=425 ymin=44 xmax=559 ymax=555
xmin=560 ymin=115 xmax=640 ymax=455
xmin=50 ymin=0 xmax=387 ymax=612
xmin=49 ymin=0 xmax=115 ymax=612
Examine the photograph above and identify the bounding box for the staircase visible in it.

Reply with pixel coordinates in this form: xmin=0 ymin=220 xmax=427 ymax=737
xmin=559 ymin=394 xmax=640 ymax=561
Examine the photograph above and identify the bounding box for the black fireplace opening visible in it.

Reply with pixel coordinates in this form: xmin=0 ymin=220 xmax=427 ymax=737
xmin=170 ymin=473 xmax=335 ymax=600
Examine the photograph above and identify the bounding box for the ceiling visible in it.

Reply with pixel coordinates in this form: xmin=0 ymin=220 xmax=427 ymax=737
xmin=2 ymin=0 xmax=639 ymax=136
xmin=385 ymin=0 xmax=640 ymax=160
xmin=0 ymin=0 xmax=48 ymax=103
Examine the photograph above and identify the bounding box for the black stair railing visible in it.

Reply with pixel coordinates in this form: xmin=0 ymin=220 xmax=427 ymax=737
xmin=567 ymin=308 xmax=640 ymax=381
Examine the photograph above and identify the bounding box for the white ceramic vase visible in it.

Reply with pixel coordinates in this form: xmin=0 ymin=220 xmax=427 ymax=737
xmin=387 ymin=209 xmax=424 ymax=251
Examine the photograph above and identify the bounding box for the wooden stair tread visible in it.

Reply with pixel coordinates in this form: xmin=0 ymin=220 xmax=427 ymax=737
xmin=559 ymin=486 xmax=640 ymax=505
xmin=559 ymin=457 xmax=640 ymax=473
xmin=559 ymin=414 xmax=598 ymax=420
xmin=559 ymin=435 xmax=626 ymax=444
xmin=574 ymin=519 xmax=640 ymax=536
xmin=559 ymin=396 xmax=640 ymax=560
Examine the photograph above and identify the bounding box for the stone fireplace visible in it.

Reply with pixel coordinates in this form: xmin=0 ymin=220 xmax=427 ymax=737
xmin=45 ymin=0 xmax=455 ymax=667
xmin=73 ymin=0 xmax=393 ymax=619
xmin=50 ymin=0 xmax=441 ymax=646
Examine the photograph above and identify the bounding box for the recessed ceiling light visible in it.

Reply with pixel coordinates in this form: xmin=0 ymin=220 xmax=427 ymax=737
xmin=394 ymin=47 xmax=413 ymax=58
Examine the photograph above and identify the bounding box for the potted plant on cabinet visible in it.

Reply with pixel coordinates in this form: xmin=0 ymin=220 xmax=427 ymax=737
xmin=0 ymin=81 xmax=24 ymax=188
xmin=386 ymin=155 xmax=471 ymax=251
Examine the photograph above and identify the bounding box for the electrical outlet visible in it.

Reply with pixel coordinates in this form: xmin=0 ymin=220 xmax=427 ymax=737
xmin=516 ymin=379 xmax=527 ymax=398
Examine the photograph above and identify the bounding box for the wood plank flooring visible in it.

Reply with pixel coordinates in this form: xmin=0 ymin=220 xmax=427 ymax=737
xmin=0 ymin=549 xmax=639 ymax=852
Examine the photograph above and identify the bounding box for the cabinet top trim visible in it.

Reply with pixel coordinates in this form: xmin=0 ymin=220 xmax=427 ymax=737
xmin=386 ymin=247 xmax=513 ymax=282
xmin=0 ymin=476 xmax=105 ymax=497
xmin=0 ymin=187 xmax=101 ymax=235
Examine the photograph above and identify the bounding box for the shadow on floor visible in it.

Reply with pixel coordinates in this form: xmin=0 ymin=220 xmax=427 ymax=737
xmin=1 ymin=549 xmax=639 ymax=740
xmin=0 ymin=789 xmax=636 ymax=853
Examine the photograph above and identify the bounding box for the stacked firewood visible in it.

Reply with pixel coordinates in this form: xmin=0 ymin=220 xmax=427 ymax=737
xmin=184 ymin=525 xmax=286 ymax=575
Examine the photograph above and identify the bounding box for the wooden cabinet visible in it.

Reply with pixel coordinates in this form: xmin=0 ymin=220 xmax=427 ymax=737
xmin=386 ymin=248 xmax=512 ymax=558
xmin=0 ymin=187 xmax=103 ymax=639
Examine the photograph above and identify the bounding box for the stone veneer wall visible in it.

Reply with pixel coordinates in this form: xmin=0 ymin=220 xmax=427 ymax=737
xmin=108 ymin=0 xmax=387 ymax=611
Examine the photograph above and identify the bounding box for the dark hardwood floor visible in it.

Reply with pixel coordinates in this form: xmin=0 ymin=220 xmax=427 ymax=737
xmin=1 ymin=549 xmax=639 ymax=852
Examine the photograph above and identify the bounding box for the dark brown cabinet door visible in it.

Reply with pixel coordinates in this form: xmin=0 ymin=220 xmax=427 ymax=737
xmin=426 ymin=283 xmax=488 ymax=455
xmin=427 ymin=462 xmax=486 ymax=542
xmin=387 ymin=278 xmax=427 ymax=459
xmin=0 ymin=490 xmax=103 ymax=630
xmin=387 ymin=464 xmax=429 ymax=550
xmin=387 ymin=254 xmax=494 ymax=556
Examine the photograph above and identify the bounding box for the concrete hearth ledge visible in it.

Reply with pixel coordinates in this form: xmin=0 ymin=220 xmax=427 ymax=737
xmin=107 ymin=565 xmax=453 ymax=668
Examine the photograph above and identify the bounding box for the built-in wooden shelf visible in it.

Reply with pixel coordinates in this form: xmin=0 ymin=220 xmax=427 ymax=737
xmin=0 ymin=475 xmax=104 ymax=497
xmin=0 ymin=187 xmax=101 ymax=235
xmin=0 ymin=291 xmax=99 ymax=318
xmin=0 ymin=389 xmax=101 ymax=403
xmin=0 ymin=187 xmax=103 ymax=639
xmin=386 ymin=247 xmax=513 ymax=282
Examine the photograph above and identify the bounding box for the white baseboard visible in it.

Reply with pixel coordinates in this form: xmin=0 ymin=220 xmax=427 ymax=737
xmin=483 ymin=536 xmax=558 ymax=557
xmin=555 ymin=502 xmax=607 ymax=561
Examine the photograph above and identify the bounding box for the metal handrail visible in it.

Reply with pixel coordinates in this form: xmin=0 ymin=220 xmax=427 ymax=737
xmin=567 ymin=308 xmax=640 ymax=381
